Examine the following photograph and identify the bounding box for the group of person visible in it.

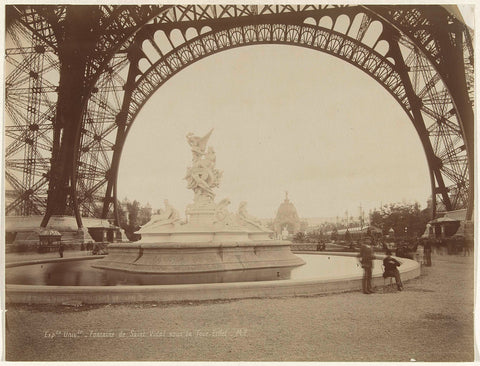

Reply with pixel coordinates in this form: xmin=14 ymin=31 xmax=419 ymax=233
xmin=417 ymin=240 xmax=432 ymax=266
xmin=358 ymin=235 xmax=447 ymax=295
xmin=358 ymin=238 xmax=404 ymax=294
xmin=395 ymin=241 xmax=432 ymax=267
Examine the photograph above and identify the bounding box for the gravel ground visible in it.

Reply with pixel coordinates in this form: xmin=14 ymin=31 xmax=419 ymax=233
xmin=5 ymin=254 xmax=474 ymax=362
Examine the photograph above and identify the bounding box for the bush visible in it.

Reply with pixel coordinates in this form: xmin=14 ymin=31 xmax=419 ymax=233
xmin=293 ymin=232 xmax=306 ymax=243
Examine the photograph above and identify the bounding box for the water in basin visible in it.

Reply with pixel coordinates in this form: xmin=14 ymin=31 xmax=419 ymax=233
xmin=6 ymin=254 xmax=384 ymax=286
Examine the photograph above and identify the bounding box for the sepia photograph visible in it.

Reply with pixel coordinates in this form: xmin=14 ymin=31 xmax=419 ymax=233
xmin=2 ymin=2 xmax=476 ymax=362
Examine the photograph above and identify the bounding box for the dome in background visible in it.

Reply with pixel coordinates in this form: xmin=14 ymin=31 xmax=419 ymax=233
xmin=274 ymin=192 xmax=301 ymax=234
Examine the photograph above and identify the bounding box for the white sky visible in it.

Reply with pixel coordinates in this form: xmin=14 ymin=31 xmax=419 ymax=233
xmin=118 ymin=45 xmax=431 ymax=219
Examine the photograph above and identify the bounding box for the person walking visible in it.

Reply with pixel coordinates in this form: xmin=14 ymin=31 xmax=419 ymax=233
xmin=345 ymin=229 xmax=352 ymax=248
xmin=58 ymin=242 xmax=65 ymax=258
xmin=415 ymin=242 xmax=424 ymax=264
xmin=383 ymin=249 xmax=404 ymax=291
xmin=424 ymin=240 xmax=432 ymax=266
xmin=463 ymin=238 xmax=471 ymax=256
xmin=358 ymin=239 xmax=375 ymax=294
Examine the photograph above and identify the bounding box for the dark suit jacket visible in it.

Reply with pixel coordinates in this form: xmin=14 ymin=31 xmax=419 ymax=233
xmin=359 ymin=245 xmax=374 ymax=268
xmin=383 ymin=256 xmax=400 ymax=277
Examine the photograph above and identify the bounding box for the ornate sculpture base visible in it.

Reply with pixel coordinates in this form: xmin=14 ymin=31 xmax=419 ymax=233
xmin=94 ymin=203 xmax=306 ymax=274
xmin=94 ymin=129 xmax=305 ymax=274
xmin=137 ymin=199 xmax=273 ymax=243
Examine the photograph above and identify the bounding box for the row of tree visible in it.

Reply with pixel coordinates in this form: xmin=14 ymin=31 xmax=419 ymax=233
xmin=112 ymin=199 xmax=152 ymax=241
xmin=294 ymin=202 xmax=432 ymax=243
xmin=369 ymin=202 xmax=431 ymax=237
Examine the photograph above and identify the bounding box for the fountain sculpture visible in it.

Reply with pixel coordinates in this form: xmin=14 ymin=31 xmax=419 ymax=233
xmin=95 ymin=130 xmax=305 ymax=273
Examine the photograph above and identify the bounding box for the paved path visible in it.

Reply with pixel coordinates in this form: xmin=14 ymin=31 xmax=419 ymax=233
xmin=5 ymin=254 xmax=474 ymax=361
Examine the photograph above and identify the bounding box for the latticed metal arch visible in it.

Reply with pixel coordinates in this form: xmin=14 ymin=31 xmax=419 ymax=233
xmin=125 ymin=26 xmax=411 ymax=124
xmin=103 ymin=10 xmax=472 ymax=224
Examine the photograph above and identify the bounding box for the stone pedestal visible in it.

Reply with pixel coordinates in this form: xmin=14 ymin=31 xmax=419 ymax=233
xmin=185 ymin=201 xmax=216 ymax=225
xmin=94 ymin=241 xmax=305 ymax=273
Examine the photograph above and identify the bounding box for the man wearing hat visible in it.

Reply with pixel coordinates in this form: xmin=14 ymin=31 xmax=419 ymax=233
xmin=358 ymin=237 xmax=375 ymax=294
xmin=383 ymin=249 xmax=404 ymax=291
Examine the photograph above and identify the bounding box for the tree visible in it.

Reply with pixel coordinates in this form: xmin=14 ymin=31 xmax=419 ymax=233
xmin=306 ymin=229 xmax=324 ymax=243
xmin=119 ymin=198 xmax=153 ymax=241
xmin=330 ymin=227 xmax=338 ymax=242
xmin=116 ymin=200 xmax=128 ymax=228
xmin=370 ymin=202 xmax=430 ymax=238
xmin=138 ymin=203 xmax=152 ymax=227
xmin=293 ymin=231 xmax=306 ymax=243
xmin=91 ymin=199 xmax=127 ymax=227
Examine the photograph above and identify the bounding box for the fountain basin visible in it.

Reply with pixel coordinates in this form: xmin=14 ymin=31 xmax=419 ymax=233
xmin=93 ymin=241 xmax=305 ymax=273
xmin=5 ymin=253 xmax=420 ymax=304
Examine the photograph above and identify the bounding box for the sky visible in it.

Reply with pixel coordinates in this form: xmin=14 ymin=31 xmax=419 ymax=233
xmin=118 ymin=44 xmax=431 ymax=220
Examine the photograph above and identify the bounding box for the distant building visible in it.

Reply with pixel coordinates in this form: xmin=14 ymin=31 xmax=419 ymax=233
xmin=422 ymin=208 xmax=470 ymax=239
xmin=303 ymin=217 xmax=338 ymax=227
xmin=273 ymin=192 xmax=301 ymax=236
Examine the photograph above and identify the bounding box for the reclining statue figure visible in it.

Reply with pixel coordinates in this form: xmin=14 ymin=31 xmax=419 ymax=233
xmin=139 ymin=199 xmax=180 ymax=232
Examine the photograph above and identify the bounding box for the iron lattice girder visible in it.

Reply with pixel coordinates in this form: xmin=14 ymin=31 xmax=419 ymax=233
xmin=27 ymin=5 xmax=171 ymax=225
xmin=4 ymin=37 xmax=58 ymax=216
xmin=6 ymin=4 xmax=170 ymax=218
xmin=367 ymin=5 xmax=474 ymax=73
xmin=7 ymin=5 xmax=64 ymax=51
xmin=367 ymin=5 xmax=474 ymax=217
xmin=4 ymin=4 xmax=474 ymax=222
xmin=403 ymin=45 xmax=469 ymax=190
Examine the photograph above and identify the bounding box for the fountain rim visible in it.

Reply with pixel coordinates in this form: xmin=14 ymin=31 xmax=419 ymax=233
xmin=5 ymin=252 xmax=421 ymax=305
xmin=107 ymin=240 xmax=293 ymax=248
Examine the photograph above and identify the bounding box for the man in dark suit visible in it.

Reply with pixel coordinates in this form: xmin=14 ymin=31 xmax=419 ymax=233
xmin=424 ymin=240 xmax=432 ymax=266
xmin=358 ymin=238 xmax=375 ymax=294
xmin=383 ymin=249 xmax=404 ymax=291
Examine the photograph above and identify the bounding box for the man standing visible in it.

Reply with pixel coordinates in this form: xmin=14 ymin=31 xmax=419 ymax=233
xmin=424 ymin=240 xmax=432 ymax=266
xmin=58 ymin=242 xmax=65 ymax=258
xmin=358 ymin=238 xmax=375 ymax=294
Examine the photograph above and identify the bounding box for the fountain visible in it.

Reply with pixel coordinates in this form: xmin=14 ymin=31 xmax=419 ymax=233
xmin=5 ymin=130 xmax=421 ymax=304
xmin=93 ymin=129 xmax=305 ymax=273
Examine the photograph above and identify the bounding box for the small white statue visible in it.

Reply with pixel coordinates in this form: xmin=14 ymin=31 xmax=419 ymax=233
xmin=237 ymin=201 xmax=268 ymax=231
xmin=214 ymin=198 xmax=235 ymax=225
xmin=186 ymin=130 xmax=211 ymax=162
xmin=238 ymin=202 xmax=259 ymax=224
xmin=139 ymin=199 xmax=180 ymax=231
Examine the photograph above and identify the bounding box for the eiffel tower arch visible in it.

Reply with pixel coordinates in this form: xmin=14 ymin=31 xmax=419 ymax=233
xmin=4 ymin=5 xmax=474 ymax=235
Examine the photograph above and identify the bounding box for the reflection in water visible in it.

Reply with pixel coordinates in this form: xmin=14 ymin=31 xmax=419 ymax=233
xmin=6 ymin=259 xmax=294 ymax=286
